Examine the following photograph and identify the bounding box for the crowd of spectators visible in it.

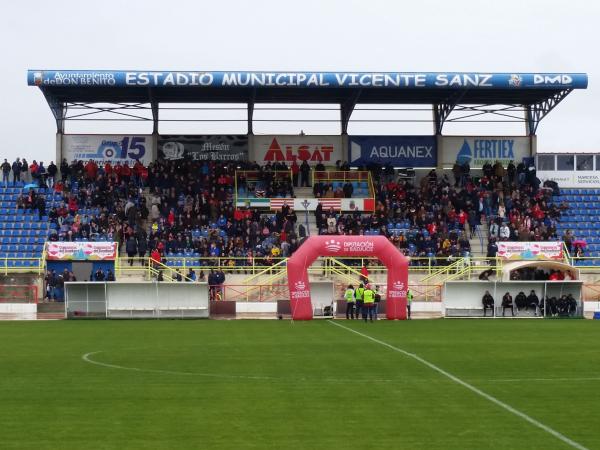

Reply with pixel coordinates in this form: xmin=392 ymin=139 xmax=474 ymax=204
xmin=36 ymin=157 xmax=303 ymax=270
xmin=313 ymin=159 xmax=560 ymax=265
xmin=2 ymin=157 xmax=59 ymax=187
xmin=3 ymin=152 xmax=571 ymax=274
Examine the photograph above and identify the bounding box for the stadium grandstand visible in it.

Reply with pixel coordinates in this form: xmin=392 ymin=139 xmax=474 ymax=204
xmin=1 ymin=65 xmax=599 ymax=450
xmin=0 ymin=68 xmax=591 ymax=320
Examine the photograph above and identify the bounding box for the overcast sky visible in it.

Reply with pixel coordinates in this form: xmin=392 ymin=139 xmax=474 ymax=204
xmin=0 ymin=0 xmax=597 ymax=163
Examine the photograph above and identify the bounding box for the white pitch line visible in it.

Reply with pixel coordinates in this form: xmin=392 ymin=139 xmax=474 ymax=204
xmin=82 ymin=351 xmax=278 ymax=381
xmin=486 ymin=376 xmax=600 ymax=383
xmin=81 ymin=351 xmax=399 ymax=384
xmin=329 ymin=321 xmax=589 ymax=450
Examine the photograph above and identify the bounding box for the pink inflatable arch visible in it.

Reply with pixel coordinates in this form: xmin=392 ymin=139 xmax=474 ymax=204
xmin=286 ymin=236 xmax=409 ymax=320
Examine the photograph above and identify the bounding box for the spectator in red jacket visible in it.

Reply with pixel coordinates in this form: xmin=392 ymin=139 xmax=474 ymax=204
xmin=84 ymin=159 xmax=98 ymax=180
xmin=68 ymin=197 xmax=78 ymax=215
xmin=291 ymin=160 xmax=299 ymax=187
xmin=360 ymin=265 xmax=369 ymax=284
xmin=151 ymin=248 xmax=161 ymax=268
xmin=121 ymin=163 xmax=132 ymax=182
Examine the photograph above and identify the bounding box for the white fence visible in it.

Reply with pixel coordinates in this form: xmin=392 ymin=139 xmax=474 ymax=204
xmin=65 ymin=282 xmax=209 ymax=319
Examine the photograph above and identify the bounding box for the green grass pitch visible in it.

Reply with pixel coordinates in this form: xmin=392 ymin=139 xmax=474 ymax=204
xmin=1 ymin=319 xmax=599 ymax=450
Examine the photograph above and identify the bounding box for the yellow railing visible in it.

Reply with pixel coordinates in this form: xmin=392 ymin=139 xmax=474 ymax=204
xmin=562 ymin=241 xmax=572 ymax=265
xmin=311 ymin=170 xmax=376 ymax=206
xmin=235 ymin=170 xmax=293 ymax=205
xmin=0 ymin=257 xmax=45 ymax=275
xmin=419 ymin=258 xmax=467 ymax=284
xmin=368 ymin=174 xmax=376 ymax=209
xmin=567 ymin=257 xmax=600 ymax=269
xmin=312 ymin=170 xmax=371 ymax=185
xmin=112 ymin=255 xmax=507 ymax=281
xmin=242 ymin=258 xmax=288 ymax=284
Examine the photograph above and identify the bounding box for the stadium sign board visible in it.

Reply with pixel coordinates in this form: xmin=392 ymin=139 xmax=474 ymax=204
xmin=62 ymin=135 xmax=153 ymax=165
xmin=440 ymin=136 xmax=531 ymax=168
xmin=497 ymin=242 xmax=563 ymax=260
xmin=46 ymin=242 xmax=118 ymax=261
xmin=158 ymin=135 xmax=248 ymax=162
xmin=348 ymin=136 xmax=437 ymax=167
xmin=28 ymin=71 xmax=589 ymax=89
xmin=252 ymin=135 xmax=343 ymax=166
xmin=537 ymin=170 xmax=600 ymax=188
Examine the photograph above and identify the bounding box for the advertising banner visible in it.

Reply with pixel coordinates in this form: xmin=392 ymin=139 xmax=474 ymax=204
xmin=497 ymin=242 xmax=563 ymax=260
xmin=28 ymin=71 xmax=589 ymax=90
xmin=252 ymin=135 xmax=343 ymax=166
xmin=62 ymin=135 xmax=153 ymax=165
xmin=440 ymin=136 xmax=531 ymax=168
xmin=349 ymin=136 xmax=436 ymax=167
xmin=537 ymin=171 xmax=600 ymax=188
xmin=158 ymin=135 xmax=248 ymax=162
xmin=46 ymin=242 xmax=118 ymax=261
xmin=269 ymin=198 xmax=342 ymax=211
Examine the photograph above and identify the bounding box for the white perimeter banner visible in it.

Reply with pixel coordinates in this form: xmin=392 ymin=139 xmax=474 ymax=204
xmin=440 ymin=136 xmax=532 ymax=168
xmin=537 ymin=170 xmax=600 ymax=188
xmin=252 ymin=135 xmax=343 ymax=166
xmin=497 ymin=241 xmax=563 ymax=260
xmin=46 ymin=242 xmax=118 ymax=261
xmin=62 ymin=135 xmax=154 ymax=165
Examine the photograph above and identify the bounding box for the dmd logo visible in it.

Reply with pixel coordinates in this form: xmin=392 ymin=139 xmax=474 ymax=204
xmin=324 ymin=240 xmax=342 ymax=252
xmin=533 ymin=74 xmax=573 ymax=85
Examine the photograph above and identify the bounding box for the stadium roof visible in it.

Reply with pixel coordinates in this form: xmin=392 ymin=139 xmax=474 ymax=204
xmin=28 ymin=70 xmax=588 ymax=134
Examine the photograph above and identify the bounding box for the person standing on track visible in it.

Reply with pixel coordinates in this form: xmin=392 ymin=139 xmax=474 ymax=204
xmin=373 ymin=285 xmax=381 ymax=320
xmin=407 ymin=288 xmax=413 ymax=319
xmin=344 ymin=284 xmax=356 ymax=320
xmin=355 ymin=283 xmax=365 ymax=320
xmin=362 ymin=284 xmax=375 ymax=322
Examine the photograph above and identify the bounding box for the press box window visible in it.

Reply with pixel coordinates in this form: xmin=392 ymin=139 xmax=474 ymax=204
xmin=537 ymin=155 xmax=555 ymax=171
xmin=596 ymin=155 xmax=600 ymax=170
xmin=557 ymin=155 xmax=574 ymax=171
xmin=576 ymin=154 xmax=593 ymax=171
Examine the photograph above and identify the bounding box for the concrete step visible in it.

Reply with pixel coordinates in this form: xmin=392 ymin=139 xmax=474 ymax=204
xmin=294 ymin=187 xmax=314 ymax=197
xmin=37 ymin=302 xmax=65 ymax=313
xmin=37 ymin=312 xmax=65 ymax=320
xmin=0 ymin=312 xmax=36 ymax=320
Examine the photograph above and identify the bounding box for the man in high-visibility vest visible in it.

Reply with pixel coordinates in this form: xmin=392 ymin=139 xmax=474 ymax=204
xmin=407 ymin=288 xmax=413 ymax=320
xmin=355 ymin=283 xmax=365 ymax=319
xmin=344 ymin=285 xmax=355 ymax=320
xmin=362 ymin=284 xmax=375 ymax=322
